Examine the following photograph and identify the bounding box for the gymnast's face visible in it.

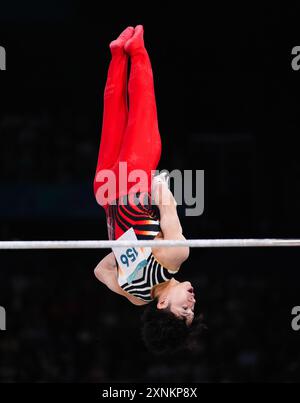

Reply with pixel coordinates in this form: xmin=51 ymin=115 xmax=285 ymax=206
xmin=157 ymin=279 xmax=196 ymax=325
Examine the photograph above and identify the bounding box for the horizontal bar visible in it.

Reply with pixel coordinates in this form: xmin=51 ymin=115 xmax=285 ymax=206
xmin=0 ymin=239 xmax=300 ymax=250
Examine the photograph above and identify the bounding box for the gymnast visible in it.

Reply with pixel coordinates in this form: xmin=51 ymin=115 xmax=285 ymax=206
xmin=93 ymin=25 xmax=204 ymax=355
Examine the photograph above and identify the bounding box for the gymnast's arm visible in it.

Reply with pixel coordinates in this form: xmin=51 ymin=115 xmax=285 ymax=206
xmin=152 ymin=189 xmax=190 ymax=270
xmin=94 ymin=252 xmax=147 ymax=306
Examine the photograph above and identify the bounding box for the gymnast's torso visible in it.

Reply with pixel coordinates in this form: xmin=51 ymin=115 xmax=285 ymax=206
xmin=105 ymin=191 xmax=161 ymax=241
xmin=105 ymin=191 xmax=178 ymax=302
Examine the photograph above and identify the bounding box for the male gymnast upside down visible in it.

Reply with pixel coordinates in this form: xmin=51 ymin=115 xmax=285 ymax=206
xmin=93 ymin=25 xmax=204 ymax=355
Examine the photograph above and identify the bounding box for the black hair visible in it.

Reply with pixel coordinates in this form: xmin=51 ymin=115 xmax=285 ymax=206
xmin=140 ymin=298 xmax=207 ymax=356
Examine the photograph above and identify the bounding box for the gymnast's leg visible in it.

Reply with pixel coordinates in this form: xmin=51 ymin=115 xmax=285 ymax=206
xmin=94 ymin=26 xmax=134 ymax=206
xmin=118 ymin=25 xmax=162 ymax=195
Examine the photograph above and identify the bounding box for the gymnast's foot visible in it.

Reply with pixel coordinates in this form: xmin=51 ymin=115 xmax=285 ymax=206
xmin=124 ymin=25 xmax=145 ymax=55
xmin=110 ymin=26 xmax=134 ymax=55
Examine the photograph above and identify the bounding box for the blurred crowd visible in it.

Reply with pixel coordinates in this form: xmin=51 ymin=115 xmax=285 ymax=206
xmin=0 ymin=111 xmax=95 ymax=184
xmin=0 ymin=248 xmax=299 ymax=382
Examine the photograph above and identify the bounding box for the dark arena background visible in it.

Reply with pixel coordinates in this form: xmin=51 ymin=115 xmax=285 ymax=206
xmin=1 ymin=1 xmax=300 ymax=384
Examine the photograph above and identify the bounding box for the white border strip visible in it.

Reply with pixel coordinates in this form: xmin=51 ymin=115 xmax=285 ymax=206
xmin=0 ymin=239 xmax=300 ymax=249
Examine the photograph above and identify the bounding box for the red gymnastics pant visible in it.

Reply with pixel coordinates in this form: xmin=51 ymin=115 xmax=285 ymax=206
xmin=93 ymin=43 xmax=162 ymax=210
